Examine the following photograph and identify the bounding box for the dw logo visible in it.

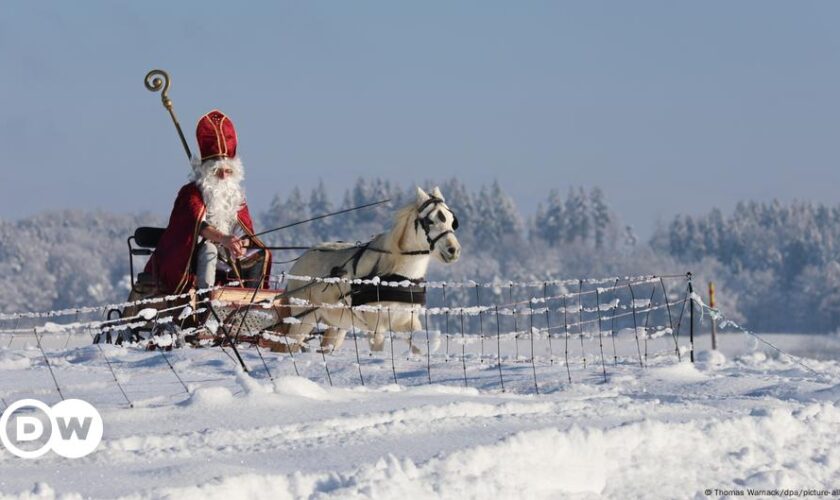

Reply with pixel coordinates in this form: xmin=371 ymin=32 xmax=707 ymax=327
xmin=0 ymin=399 xmax=103 ymax=459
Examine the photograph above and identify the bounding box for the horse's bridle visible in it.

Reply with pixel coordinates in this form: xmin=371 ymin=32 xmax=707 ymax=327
xmin=411 ymin=196 xmax=460 ymax=255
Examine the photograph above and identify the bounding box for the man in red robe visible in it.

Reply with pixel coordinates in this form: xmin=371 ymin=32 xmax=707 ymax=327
xmin=145 ymin=110 xmax=271 ymax=295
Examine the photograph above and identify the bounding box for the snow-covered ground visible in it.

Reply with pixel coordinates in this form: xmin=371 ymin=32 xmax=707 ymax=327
xmin=0 ymin=329 xmax=839 ymax=499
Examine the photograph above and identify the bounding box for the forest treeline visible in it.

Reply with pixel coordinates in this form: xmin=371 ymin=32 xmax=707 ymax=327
xmin=2 ymin=178 xmax=838 ymax=332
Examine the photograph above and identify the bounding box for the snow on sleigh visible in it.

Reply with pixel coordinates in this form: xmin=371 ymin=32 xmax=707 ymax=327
xmin=94 ymin=225 xmax=289 ymax=350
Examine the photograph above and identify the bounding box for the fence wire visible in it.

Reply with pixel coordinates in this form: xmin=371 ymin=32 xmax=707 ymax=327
xmin=0 ymin=274 xmax=711 ymax=407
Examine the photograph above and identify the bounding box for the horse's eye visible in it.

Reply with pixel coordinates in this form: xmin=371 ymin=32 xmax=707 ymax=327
xmin=437 ymin=211 xmax=446 ymax=223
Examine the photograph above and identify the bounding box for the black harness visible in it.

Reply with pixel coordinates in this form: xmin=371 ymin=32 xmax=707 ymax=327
xmin=350 ymin=274 xmax=427 ymax=306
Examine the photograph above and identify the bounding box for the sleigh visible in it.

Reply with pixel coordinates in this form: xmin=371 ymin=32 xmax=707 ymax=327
xmin=96 ymin=226 xmax=289 ymax=350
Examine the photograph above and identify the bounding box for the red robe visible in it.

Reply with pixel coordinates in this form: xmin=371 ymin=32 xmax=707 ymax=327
xmin=145 ymin=182 xmax=271 ymax=294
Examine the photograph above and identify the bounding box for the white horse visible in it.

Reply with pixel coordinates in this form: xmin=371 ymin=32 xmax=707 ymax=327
xmin=284 ymin=186 xmax=461 ymax=352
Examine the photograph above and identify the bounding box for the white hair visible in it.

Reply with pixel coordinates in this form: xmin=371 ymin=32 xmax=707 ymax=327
xmin=192 ymin=157 xmax=245 ymax=234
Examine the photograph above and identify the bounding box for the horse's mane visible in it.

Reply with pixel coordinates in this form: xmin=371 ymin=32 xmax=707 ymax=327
xmin=384 ymin=201 xmax=418 ymax=254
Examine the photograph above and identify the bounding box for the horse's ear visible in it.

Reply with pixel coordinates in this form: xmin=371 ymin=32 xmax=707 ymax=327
xmin=416 ymin=186 xmax=430 ymax=204
xmin=431 ymin=186 xmax=444 ymax=201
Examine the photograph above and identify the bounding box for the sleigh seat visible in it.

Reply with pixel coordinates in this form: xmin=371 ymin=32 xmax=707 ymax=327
xmin=128 ymin=226 xmax=166 ymax=294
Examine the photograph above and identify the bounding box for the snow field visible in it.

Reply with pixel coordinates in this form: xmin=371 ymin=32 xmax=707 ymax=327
xmin=0 ymin=331 xmax=838 ymax=499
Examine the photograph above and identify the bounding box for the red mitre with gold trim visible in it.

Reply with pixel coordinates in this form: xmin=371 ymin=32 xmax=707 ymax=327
xmin=196 ymin=109 xmax=237 ymax=161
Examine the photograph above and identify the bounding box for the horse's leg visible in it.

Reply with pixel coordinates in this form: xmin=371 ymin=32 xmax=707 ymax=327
xmin=409 ymin=312 xmax=423 ymax=355
xmin=370 ymin=333 xmax=386 ymax=351
xmin=364 ymin=310 xmax=387 ymax=352
xmin=321 ymin=328 xmax=347 ymax=353
xmin=278 ymin=310 xmax=315 ymax=353
xmin=363 ymin=330 xmax=382 ymax=351
xmin=391 ymin=311 xmax=423 ymax=356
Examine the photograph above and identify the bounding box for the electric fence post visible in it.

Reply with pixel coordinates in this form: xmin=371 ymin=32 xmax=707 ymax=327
xmin=688 ymin=272 xmax=695 ymax=363
xmin=709 ymin=281 xmax=717 ymax=351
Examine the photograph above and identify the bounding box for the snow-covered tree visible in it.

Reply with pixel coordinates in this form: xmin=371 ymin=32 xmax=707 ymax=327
xmin=309 ymin=180 xmax=333 ymax=240
xmin=563 ymin=187 xmax=591 ymax=244
xmin=534 ymin=189 xmax=565 ymax=246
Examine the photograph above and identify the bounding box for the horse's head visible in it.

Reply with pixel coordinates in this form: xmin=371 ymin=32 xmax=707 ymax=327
xmin=414 ymin=186 xmax=461 ymax=263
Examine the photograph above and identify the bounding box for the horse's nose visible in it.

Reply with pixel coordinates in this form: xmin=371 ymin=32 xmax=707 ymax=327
xmin=447 ymin=246 xmax=459 ymax=258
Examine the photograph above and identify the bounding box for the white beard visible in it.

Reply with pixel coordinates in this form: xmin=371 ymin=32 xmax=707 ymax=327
xmin=193 ymin=157 xmax=245 ymax=234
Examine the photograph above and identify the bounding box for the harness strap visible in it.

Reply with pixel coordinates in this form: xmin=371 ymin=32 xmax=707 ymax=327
xmin=401 ymin=249 xmax=431 ymax=255
xmin=428 ymin=229 xmax=454 ymax=248
xmin=350 ymin=242 xmax=371 ymax=275
xmin=351 ymin=274 xmax=427 ymax=307
xmin=416 ymin=196 xmax=446 ymax=215
xmin=365 ymin=246 xmax=430 ymax=256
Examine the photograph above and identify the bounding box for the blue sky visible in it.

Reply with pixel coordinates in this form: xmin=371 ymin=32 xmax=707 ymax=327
xmin=2 ymin=1 xmax=839 ymax=236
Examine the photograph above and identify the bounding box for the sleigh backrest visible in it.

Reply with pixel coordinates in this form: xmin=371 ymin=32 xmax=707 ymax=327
xmin=133 ymin=227 xmax=165 ymax=248
xmin=128 ymin=227 xmax=166 ymax=293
